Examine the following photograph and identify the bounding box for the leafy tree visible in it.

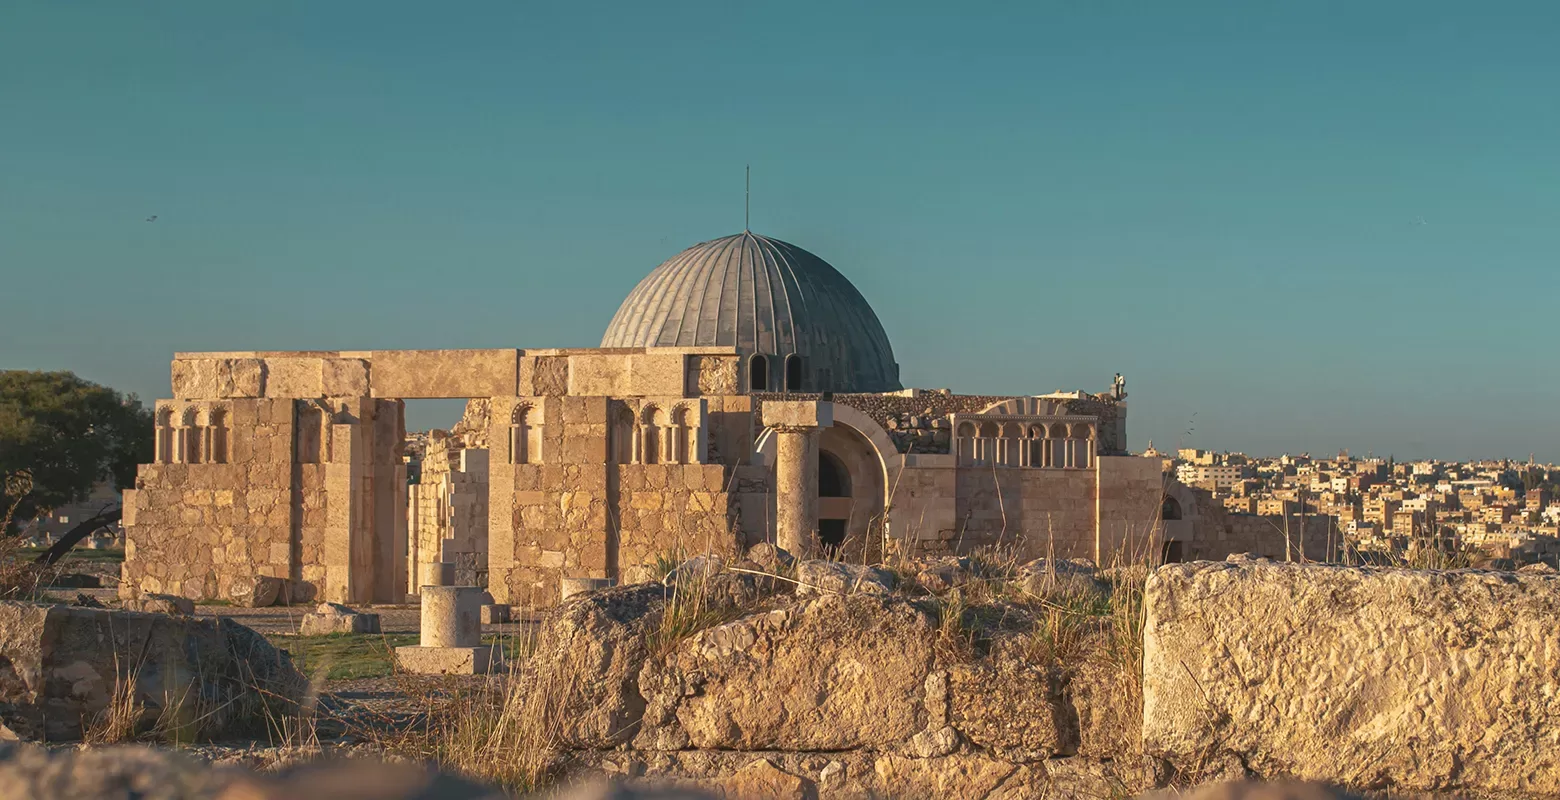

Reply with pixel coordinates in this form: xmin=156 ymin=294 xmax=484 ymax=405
xmin=0 ymin=371 xmax=153 ymax=533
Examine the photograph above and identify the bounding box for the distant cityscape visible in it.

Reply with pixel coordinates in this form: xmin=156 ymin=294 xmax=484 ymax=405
xmin=1152 ymin=444 xmax=1560 ymax=564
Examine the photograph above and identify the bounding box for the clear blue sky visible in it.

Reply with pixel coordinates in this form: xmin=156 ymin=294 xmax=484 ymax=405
xmin=3 ymin=2 xmax=1556 ymax=462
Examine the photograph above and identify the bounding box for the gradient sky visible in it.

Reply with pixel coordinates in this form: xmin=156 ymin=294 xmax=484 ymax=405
xmin=3 ymin=2 xmax=1557 ymax=462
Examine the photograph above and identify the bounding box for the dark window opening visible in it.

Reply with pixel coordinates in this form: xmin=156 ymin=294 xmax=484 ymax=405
xmin=819 ymin=451 xmax=851 ymax=497
xmin=818 ymin=519 xmax=847 ymax=554
xmin=749 ymin=354 xmax=768 ymax=391
xmin=784 ymin=354 xmax=803 ymax=391
xmin=1161 ymin=495 xmax=1183 ymax=521
xmin=1161 ymin=540 xmax=1185 ymax=564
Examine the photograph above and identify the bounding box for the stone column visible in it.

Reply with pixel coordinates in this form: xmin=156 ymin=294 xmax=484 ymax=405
xmin=420 ymin=586 xmax=483 ymax=648
xmin=762 ymin=401 xmax=834 ymax=557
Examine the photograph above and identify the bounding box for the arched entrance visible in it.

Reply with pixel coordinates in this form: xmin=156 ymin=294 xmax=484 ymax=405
xmin=816 ymin=423 xmax=886 ymax=560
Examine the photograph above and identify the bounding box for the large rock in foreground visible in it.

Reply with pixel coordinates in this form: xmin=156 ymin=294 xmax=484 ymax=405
xmin=637 ymin=594 xmax=938 ymax=751
xmin=531 ymin=584 xmax=669 ymax=748
xmin=1142 ymin=562 xmax=1560 ymax=794
xmin=0 ymin=602 xmax=304 ymax=741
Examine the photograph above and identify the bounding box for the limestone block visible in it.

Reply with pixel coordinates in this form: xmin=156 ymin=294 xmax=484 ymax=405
xmin=369 ymin=349 xmax=517 ymax=399
xmin=1143 ymin=562 xmax=1560 ymax=795
xmin=480 ymin=604 xmax=511 ymax=624
xmin=122 ymin=594 xmax=195 ymax=616
xmin=298 ymin=603 xmax=381 ymax=636
xmin=560 ymin=577 xmax=615 ymax=601
xmin=394 ymin=645 xmax=501 ymax=675
xmin=227 ymin=576 xmax=286 ymax=608
xmin=259 ymin=358 xmax=323 ymax=398
xmin=320 ymin=358 xmax=369 ymax=396
xmin=761 ymin=400 xmax=834 ymax=429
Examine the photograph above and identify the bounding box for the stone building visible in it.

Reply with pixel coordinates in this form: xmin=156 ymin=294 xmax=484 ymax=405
xmin=120 ymin=231 xmax=1177 ymax=607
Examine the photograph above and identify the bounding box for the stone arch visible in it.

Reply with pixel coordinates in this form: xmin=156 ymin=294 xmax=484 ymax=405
xmin=177 ymin=406 xmax=199 ymax=464
xmin=510 ymin=403 xmax=536 ymax=464
xmin=611 ymin=404 xmax=636 ymax=464
xmin=748 ymin=353 xmax=769 ymax=392
xmin=979 ymin=397 xmax=1061 ymax=416
xmin=155 ymin=407 xmax=174 ymax=464
xmin=640 ymin=404 xmax=662 ymax=464
xmin=784 ymin=354 xmax=803 ymax=392
xmin=203 ymin=406 xmax=228 ymax=464
xmin=669 ymin=404 xmax=691 ymax=464
xmin=1162 ymin=495 xmax=1183 ymax=521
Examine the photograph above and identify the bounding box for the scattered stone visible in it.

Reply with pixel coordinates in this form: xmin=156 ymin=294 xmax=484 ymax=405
xmin=228 ymin=576 xmax=286 ymax=608
xmin=716 ymin=758 xmax=811 ymax=800
xmin=480 ymin=603 xmax=511 ymax=624
xmin=661 ymin=555 xmax=725 ymax=588
xmin=817 ymin=760 xmax=846 ymax=788
xmin=1016 ymin=557 xmax=1104 ymax=600
xmin=907 ymin=725 xmax=961 ymax=759
xmin=795 ymin=560 xmax=895 ymax=596
xmin=299 ymin=602 xmax=381 ymax=636
xmin=1517 ymin=562 xmax=1557 ymax=575
xmin=122 ymin=593 xmax=195 ymax=616
xmin=743 ymin=542 xmax=795 ymax=570
xmin=72 ymin=593 xmax=105 ymax=609
xmin=0 ymin=603 xmax=303 ymax=741
xmin=915 ymin=557 xmax=974 ymax=593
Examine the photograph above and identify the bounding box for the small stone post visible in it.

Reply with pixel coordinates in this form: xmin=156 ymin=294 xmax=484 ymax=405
xmin=395 ymin=585 xmax=499 ymax=674
xmin=761 ymin=401 xmax=833 ymax=557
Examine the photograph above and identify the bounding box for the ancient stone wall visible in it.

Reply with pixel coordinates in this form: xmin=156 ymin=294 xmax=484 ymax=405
xmin=947 ymin=468 xmax=1098 ymax=559
xmin=614 ymin=463 xmax=736 ymax=583
xmin=122 ymin=398 xmax=299 ymax=602
xmin=1143 ymin=561 xmax=1560 ymax=795
xmin=1184 ymin=489 xmax=1339 ymax=562
xmin=1095 ymin=455 xmax=1167 ymax=564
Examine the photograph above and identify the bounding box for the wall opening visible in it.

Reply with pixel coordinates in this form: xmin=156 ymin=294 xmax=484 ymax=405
xmin=818 ymin=519 xmax=847 ymax=554
xmin=749 ymin=353 xmax=769 ymax=391
xmin=1161 ymin=539 xmax=1185 ymax=564
xmin=819 ymin=450 xmax=851 ymax=498
xmin=1162 ymin=495 xmax=1183 ymax=521
xmin=784 ymin=354 xmax=803 ymax=392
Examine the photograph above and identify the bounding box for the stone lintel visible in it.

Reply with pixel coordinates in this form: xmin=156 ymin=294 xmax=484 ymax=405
xmin=762 ymin=400 xmax=834 ymax=430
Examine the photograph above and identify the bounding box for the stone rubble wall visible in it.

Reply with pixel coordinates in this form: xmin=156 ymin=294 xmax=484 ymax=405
xmin=1143 ymin=561 xmax=1560 ymax=795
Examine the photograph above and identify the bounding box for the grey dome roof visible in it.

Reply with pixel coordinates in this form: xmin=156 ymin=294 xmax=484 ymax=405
xmin=601 ymin=232 xmax=901 ymax=392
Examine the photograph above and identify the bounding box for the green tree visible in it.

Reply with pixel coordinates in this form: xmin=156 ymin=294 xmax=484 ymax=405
xmin=0 ymin=371 xmax=153 ymax=533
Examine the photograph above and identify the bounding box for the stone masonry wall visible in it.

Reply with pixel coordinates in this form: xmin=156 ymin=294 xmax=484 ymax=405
xmin=122 ymin=399 xmax=298 ymax=602
xmin=947 ymin=468 xmax=1097 ymax=559
xmin=614 ymin=463 xmax=737 ymax=584
xmin=1143 ymin=561 xmax=1560 ymax=795
xmin=1188 ymin=490 xmax=1339 ymax=562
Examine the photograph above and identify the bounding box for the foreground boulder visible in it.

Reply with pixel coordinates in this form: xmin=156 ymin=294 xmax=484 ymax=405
xmin=0 ymin=602 xmax=304 ymax=741
xmin=637 ymin=593 xmax=938 ymax=751
xmin=532 ymin=584 xmax=669 ymax=748
xmin=1143 ymin=562 xmax=1560 ymax=795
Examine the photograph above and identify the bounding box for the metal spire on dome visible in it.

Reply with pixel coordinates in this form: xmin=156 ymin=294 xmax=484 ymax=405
xmin=744 ymin=164 xmax=750 ymax=232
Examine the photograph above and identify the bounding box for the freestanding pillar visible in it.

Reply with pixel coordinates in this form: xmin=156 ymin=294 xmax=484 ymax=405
xmin=395 ymin=586 xmax=500 ymax=674
xmin=761 ymin=401 xmax=833 ymax=558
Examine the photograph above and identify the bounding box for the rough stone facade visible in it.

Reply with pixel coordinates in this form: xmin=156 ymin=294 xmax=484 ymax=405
xmin=1143 ymin=561 xmax=1560 ymax=795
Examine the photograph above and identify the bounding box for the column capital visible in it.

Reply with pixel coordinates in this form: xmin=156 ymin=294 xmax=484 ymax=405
xmin=770 ymin=423 xmax=824 ymax=435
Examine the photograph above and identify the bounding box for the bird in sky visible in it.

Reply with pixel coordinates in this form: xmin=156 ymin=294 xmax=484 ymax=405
xmin=145 ymin=215 xmax=158 ymax=222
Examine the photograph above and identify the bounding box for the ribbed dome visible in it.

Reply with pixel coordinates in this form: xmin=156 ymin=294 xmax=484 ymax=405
xmin=602 ymin=232 xmax=901 ymax=393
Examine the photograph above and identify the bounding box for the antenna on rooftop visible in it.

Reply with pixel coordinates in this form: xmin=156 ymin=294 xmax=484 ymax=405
xmin=745 ymin=164 xmax=751 ymax=232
